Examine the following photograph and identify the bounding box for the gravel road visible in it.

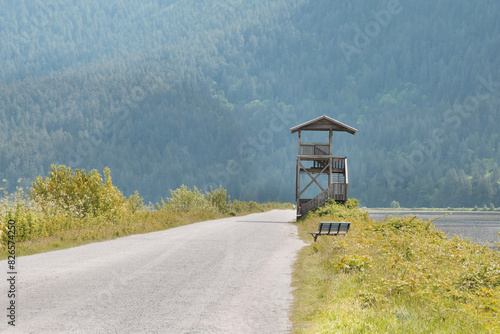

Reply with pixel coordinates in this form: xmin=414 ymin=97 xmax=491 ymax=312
xmin=1 ymin=210 xmax=305 ymax=334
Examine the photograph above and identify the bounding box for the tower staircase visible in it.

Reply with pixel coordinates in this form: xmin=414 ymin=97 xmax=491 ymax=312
xmin=290 ymin=115 xmax=357 ymax=219
xmin=297 ymin=158 xmax=348 ymax=217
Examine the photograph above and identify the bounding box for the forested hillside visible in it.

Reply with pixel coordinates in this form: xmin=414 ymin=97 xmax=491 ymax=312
xmin=1 ymin=0 xmax=499 ymax=207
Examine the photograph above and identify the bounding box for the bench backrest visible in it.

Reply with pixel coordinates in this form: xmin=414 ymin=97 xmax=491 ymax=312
xmin=318 ymin=222 xmax=350 ymax=233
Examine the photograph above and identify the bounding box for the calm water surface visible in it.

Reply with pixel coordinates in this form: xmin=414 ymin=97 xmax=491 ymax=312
xmin=368 ymin=210 xmax=500 ymax=249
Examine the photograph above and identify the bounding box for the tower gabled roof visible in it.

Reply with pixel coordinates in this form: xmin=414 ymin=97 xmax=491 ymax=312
xmin=290 ymin=115 xmax=357 ymax=135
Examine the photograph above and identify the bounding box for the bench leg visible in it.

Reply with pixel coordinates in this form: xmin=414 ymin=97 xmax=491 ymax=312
xmin=313 ymin=234 xmax=318 ymax=242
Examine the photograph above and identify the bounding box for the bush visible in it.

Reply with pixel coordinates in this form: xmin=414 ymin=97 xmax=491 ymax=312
xmin=346 ymin=198 xmax=359 ymax=209
xmin=206 ymin=186 xmax=230 ymax=214
xmin=231 ymin=200 xmax=262 ymax=213
xmin=1 ymin=170 xmax=286 ymax=256
xmin=126 ymin=191 xmax=144 ymax=214
xmin=30 ymin=165 xmax=125 ymax=219
xmin=304 ymin=199 xmax=369 ymax=222
xmin=164 ymin=185 xmax=215 ymax=214
xmin=390 ymin=200 xmax=401 ymax=208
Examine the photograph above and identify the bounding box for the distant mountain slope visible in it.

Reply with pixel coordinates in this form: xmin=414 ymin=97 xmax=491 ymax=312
xmin=1 ymin=0 xmax=499 ymax=207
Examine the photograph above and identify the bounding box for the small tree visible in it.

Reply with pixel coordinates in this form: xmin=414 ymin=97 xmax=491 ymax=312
xmin=126 ymin=190 xmax=144 ymax=214
xmin=390 ymin=200 xmax=401 ymax=209
xmin=165 ymin=185 xmax=213 ymax=213
xmin=206 ymin=186 xmax=230 ymax=214
xmin=30 ymin=165 xmax=125 ymax=219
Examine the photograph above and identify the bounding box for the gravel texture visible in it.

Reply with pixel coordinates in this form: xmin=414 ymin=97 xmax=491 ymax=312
xmin=0 ymin=210 xmax=305 ymax=334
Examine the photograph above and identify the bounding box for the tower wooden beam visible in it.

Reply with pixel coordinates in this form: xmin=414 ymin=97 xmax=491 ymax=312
xmin=291 ymin=115 xmax=357 ymax=218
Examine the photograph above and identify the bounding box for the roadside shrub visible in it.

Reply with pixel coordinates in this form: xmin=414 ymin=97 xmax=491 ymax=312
xmin=1 ymin=170 xmax=285 ymax=256
xmin=30 ymin=165 xmax=125 ymax=219
xmin=164 ymin=185 xmax=215 ymax=214
xmin=231 ymin=200 xmax=262 ymax=213
xmin=206 ymin=186 xmax=231 ymax=214
xmin=345 ymin=198 xmax=359 ymax=209
xmin=459 ymin=265 xmax=500 ymax=291
xmin=305 ymin=199 xmax=369 ymax=222
xmin=126 ymin=191 xmax=144 ymax=214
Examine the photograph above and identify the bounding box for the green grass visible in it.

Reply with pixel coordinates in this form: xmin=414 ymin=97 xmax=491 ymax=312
xmin=291 ymin=200 xmax=500 ymax=333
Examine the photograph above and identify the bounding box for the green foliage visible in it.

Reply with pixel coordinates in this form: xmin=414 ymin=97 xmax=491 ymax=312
xmin=333 ymin=254 xmax=372 ymax=273
xmin=30 ymin=165 xmax=125 ymax=219
xmin=390 ymin=200 xmax=401 ymax=209
xmin=164 ymin=185 xmax=216 ymax=214
xmin=305 ymin=199 xmax=369 ymax=222
xmin=126 ymin=191 xmax=144 ymax=214
xmin=0 ymin=1 xmax=499 ymax=208
xmin=161 ymin=185 xmax=282 ymax=215
xmin=231 ymin=200 xmax=261 ymax=213
xmin=1 ymin=169 xmax=285 ymax=256
xmin=293 ymin=202 xmax=500 ymax=333
xmin=345 ymin=198 xmax=359 ymax=209
xmin=459 ymin=265 xmax=500 ymax=291
xmin=206 ymin=186 xmax=231 ymax=214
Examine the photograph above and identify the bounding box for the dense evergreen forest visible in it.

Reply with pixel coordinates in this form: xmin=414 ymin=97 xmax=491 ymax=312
xmin=1 ymin=0 xmax=499 ymax=207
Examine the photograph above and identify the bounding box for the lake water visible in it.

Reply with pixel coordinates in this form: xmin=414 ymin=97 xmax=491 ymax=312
xmin=368 ymin=210 xmax=500 ymax=249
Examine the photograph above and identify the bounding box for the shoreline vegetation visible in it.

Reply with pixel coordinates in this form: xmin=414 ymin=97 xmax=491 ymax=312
xmin=0 ymin=165 xmax=290 ymax=259
xmin=292 ymin=199 xmax=500 ymax=333
xmin=374 ymin=201 xmax=499 ymax=212
xmin=369 ymin=207 xmax=500 ymax=212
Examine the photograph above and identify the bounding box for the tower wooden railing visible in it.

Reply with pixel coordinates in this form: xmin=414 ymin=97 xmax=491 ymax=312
xmin=300 ymin=182 xmax=348 ymax=215
xmin=299 ymin=143 xmax=330 ymax=156
xmin=299 ymin=158 xmax=349 ymax=216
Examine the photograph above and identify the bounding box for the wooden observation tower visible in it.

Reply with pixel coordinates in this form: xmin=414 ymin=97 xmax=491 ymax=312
xmin=291 ymin=115 xmax=357 ymax=218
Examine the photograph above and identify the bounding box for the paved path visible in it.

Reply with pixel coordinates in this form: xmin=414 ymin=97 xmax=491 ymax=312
xmin=1 ymin=210 xmax=305 ymax=333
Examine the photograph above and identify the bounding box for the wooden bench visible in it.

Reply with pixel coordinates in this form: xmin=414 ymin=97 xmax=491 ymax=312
xmin=309 ymin=222 xmax=351 ymax=242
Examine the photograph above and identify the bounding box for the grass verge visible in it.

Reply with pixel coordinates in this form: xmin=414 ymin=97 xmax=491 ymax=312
xmin=291 ymin=200 xmax=500 ymax=333
xmin=1 ymin=199 xmax=290 ymax=259
xmin=1 ymin=165 xmax=291 ymax=258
